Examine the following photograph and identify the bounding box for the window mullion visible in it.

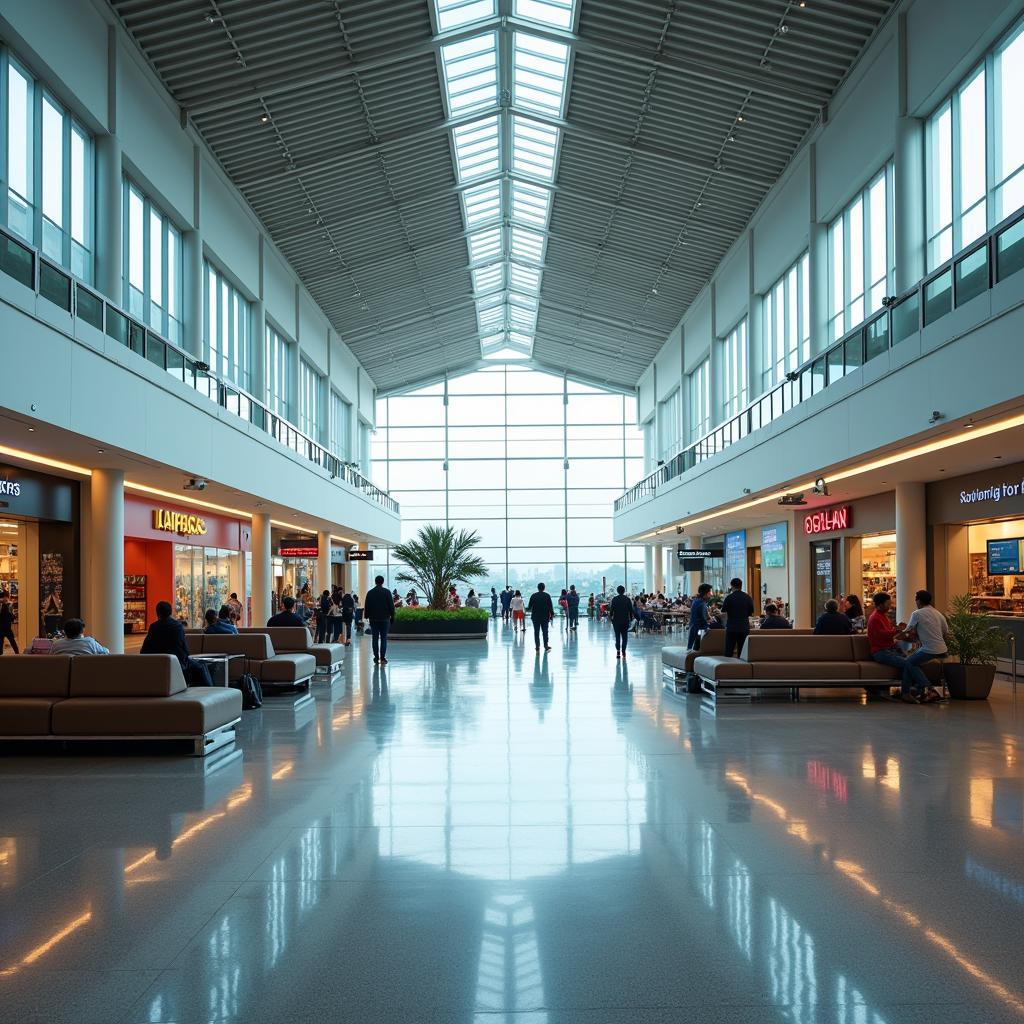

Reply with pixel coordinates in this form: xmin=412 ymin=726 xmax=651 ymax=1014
xmin=31 ymin=81 xmax=42 ymax=254
xmin=951 ymin=88 xmax=962 ymax=253
xmin=142 ymin=194 xmax=151 ymax=325
xmin=62 ymin=112 xmax=71 ymax=270
xmin=984 ymin=51 xmax=997 ymax=223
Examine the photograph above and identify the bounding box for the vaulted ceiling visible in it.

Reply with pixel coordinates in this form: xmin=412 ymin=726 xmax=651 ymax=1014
xmin=110 ymin=0 xmax=896 ymax=394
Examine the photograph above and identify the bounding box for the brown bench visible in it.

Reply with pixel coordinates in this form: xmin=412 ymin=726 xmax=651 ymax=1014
xmin=238 ymin=626 xmax=344 ymax=676
xmin=186 ymin=633 xmax=316 ymax=695
xmin=0 ymin=654 xmax=242 ymax=756
xmin=693 ymin=634 xmax=944 ymax=703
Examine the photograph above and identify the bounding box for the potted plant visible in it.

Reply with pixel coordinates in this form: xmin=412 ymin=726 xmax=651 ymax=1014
xmin=390 ymin=526 xmax=489 ymax=639
xmin=943 ymin=593 xmax=1005 ymax=700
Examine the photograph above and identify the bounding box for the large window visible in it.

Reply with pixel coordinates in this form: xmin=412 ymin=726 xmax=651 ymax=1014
xmin=124 ymin=180 xmax=182 ymax=343
xmin=4 ymin=52 xmax=92 ymax=279
xmin=687 ymin=358 xmax=710 ymax=442
xmin=926 ymin=21 xmax=1024 ymax=269
xmin=828 ymin=163 xmax=894 ymax=340
xmin=265 ymin=324 xmax=293 ymax=418
xmin=762 ymin=252 xmax=809 ymax=393
xmin=373 ymin=366 xmax=645 ymax=594
xmin=204 ymin=260 xmax=251 ymax=391
xmin=721 ymin=319 xmax=748 ymax=418
xmin=330 ymin=390 xmax=352 ymax=461
xmin=656 ymin=387 xmax=681 ymax=463
xmin=298 ymin=359 xmax=323 ymax=441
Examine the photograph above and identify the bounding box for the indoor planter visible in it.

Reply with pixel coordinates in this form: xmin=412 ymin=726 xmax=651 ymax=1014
xmin=943 ymin=593 xmax=1004 ymax=700
xmin=390 ymin=607 xmax=489 ymax=640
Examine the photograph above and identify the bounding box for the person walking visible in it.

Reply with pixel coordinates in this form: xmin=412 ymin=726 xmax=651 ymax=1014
xmin=315 ymin=589 xmax=331 ymax=644
xmin=364 ymin=575 xmax=395 ymax=665
xmin=510 ymin=590 xmax=526 ymax=631
xmin=340 ymin=590 xmax=355 ymax=645
xmin=609 ymin=585 xmax=635 ymax=659
xmin=490 ymin=587 xmax=499 ymax=618
xmin=527 ymin=582 xmax=554 ymax=652
xmin=0 ymin=590 xmax=18 ymax=654
xmin=500 ymin=586 xmax=513 ymax=623
xmin=721 ymin=578 xmax=754 ymax=658
xmin=566 ymin=585 xmax=580 ymax=630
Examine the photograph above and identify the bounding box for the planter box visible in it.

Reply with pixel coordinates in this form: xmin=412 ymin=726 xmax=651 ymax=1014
xmin=390 ymin=618 xmax=488 ymax=640
xmin=943 ymin=662 xmax=995 ymax=700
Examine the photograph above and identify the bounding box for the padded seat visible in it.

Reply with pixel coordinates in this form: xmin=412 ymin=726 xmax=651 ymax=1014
xmin=750 ymin=662 xmax=861 ymax=680
xmin=692 ymin=655 xmax=753 ymax=681
xmin=309 ymin=643 xmax=344 ymax=671
xmin=53 ymin=687 xmax=242 ymax=735
xmin=858 ymin=661 xmax=903 ymax=681
xmin=0 ymin=655 xmax=72 ymax=697
xmin=255 ymin=652 xmax=316 ymax=683
xmin=661 ymin=647 xmax=690 ymax=671
xmin=0 ymin=697 xmax=62 ymax=734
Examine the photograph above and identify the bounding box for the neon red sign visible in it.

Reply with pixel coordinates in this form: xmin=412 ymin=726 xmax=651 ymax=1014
xmin=803 ymin=505 xmax=851 ymax=536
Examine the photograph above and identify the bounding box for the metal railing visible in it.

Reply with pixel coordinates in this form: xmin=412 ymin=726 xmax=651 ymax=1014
xmin=0 ymin=227 xmax=398 ymax=516
xmin=615 ymin=206 xmax=1024 ymax=512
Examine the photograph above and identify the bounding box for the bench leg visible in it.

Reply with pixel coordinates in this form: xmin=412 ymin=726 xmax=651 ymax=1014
xmin=193 ymin=722 xmax=237 ymax=757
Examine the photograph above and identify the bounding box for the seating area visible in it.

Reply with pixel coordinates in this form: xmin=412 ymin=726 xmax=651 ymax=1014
xmin=0 ymin=654 xmax=242 ymax=756
xmin=238 ymin=626 xmax=344 ymax=676
xmin=664 ymin=633 xmax=945 ymax=704
xmin=185 ymin=632 xmax=317 ymax=700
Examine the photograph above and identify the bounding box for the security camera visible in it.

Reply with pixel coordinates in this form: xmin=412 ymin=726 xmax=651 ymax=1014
xmin=185 ymin=478 xmax=208 ymax=491
xmin=812 ymin=477 xmax=829 ymax=496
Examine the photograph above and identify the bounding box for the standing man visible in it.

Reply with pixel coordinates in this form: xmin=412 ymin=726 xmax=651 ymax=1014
xmin=686 ymin=583 xmax=713 ymax=650
xmin=609 ymin=585 xmax=635 ymax=659
xmin=500 ymin=586 xmax=513 ymax=623
xmin=566 ymin=585 xmax=580 ymax=631
xmin=527 ymin=582 xmax=554 ymax=652
xmin=721 ymin=577 xmax=754 ymax=658
xmin=490 ymin=587 xmax=499 ymax=618
xmin=364 ymin=574 xmax=396 ymax=665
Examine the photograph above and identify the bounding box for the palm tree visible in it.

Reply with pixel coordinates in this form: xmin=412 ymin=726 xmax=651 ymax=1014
xmin=392 ymin=525 xmax=487 ymax=610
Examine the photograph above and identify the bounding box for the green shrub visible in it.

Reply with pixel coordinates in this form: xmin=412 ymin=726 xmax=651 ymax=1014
xmin=394 ymin=607 xmax=490 ymax=623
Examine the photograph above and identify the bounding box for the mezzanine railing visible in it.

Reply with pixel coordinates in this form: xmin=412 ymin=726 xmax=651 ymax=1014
xmin=615 ymin=206 xmax=1024 ymax=512
xmin=0 ymin=227 xmax=398 ymax=516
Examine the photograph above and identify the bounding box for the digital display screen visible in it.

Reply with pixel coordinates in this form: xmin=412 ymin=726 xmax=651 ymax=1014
xmin=681 ymin=557 xmax=705 ymax=572
xmin=987 ymin=538 xmax=1024 ymax=575
xmin=761 ymin=523 xmax=787 ymax=568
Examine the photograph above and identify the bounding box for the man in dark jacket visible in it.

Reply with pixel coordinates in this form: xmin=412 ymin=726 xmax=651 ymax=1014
xmin=814 ymin=599 xmax=854 ymax=635
xmin=686 ymin=583 xmax=713 ymax=650
xmin=268 ymin=595 xmax=305 ymax=627
xmin=721 ymin=577 xmax=755 ymax=658
xmin=609 ymin=585 xmax=635 ymax=659
xmin=205 ymin=605 xmax=239 ymax=634
xmin=527 ymin=582 xmax=554 ymax=652
xmin=566 ymin=585 xmax=580 ymax=630
xmin=500 ymin=586 xmax=513 ymax=623
xmin=141 ymin=601 xmax=213 ymax=685
xmin=759 ymin=603 xmax=792 ymax=630
xmin=364 ymin=575 xmax=395 ymax=664
xmin=316 ymin=589 xmax=332 ymax=643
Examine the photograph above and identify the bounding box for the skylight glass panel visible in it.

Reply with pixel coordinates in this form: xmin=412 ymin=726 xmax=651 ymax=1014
xmin=512 ymin=116 xmax=560 ymax=181
xmin=514 ymin=0 xmax=574 ymax=29
xmin=440 ymin=34 xmax=499 ymax=115
xmin=510 ymin=262 xmax=541 ymax=293
xmin=472 ymin=263 xmax=504 ymax=293
xmin=453 ymin=116 xmax=500 ymax=180
xmin=508 ymin=331 xmax=535 ymax=350
xmin=477 ymin=301 xmax=505 ymax=332
xmin=512 ymin=33 xmax=570 ymax=116
xmin=483 ymin=344 xmax=530 ymax=360
xmin=434 ymin=0 xmax=497 ymax=31
xmin=467 ymin=226 xmax=502 ymax=264
xmin=511 ymin=181 xmax=551 ymax=228
xmin=511 ymin=225 xmax=545 ymax=264
xmin=462 ymin=181 xmax=502 ymax=226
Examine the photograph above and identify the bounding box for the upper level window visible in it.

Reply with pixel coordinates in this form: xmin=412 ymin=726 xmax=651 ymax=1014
xmin=926 ymin=20 xmax=1024 ymax=269
xmin=298 ymin=359 xmax=323 ymax=441
xmin=204 ymin=259 xmax=251 ymax=391
xmin=656 ymin=387 xmax=681 ymax=463
xmin=762 ymin=252 xmax=809 ymax=393
xmin=330 ymin=390 xmax=352 ymax=461
xmin=828 ymin=162 xmax=894 ymax=341
xmin=124 ymin=179 xmax=182 ymax=344
xmin=4 ymin=52 xmax=92 ymax=280
xmin=265 ymin=323 xmax=293 ymax=419
xmin=721 ymin=318 xmax=748 ymax=418
xmin=687 ymin=358 xmax=710 ymax=442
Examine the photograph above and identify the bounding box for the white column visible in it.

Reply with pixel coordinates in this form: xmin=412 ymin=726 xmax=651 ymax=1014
xmin=90 ymin=468 xmax=124 ymax=653
xmin=895 ymin=482 xmax=927 ymax=624
xmin=95 ymin=134 xmax=122 ymax=304
xmin=643 ymin=546 xmax=655 ymax=593
xmin=251 ymin=513 xmax=272 ymax=626
xmin=250 ymin=298 xmax=266 ymax=401
xmin=183 ymin=229 xmax=204 ymax=359
xmin=895 ymin=116 xmax=925 ymax=293
xmin=678 ymin=536 xmax=702 ymax=597
xmin=664 ymin=543 xmax=678 ymax=596
xmin=808 ymin=221 xmax=829 ymax=355
xmin=653 ymin=544 xmax=665 ymax=595
xmin=357 ymin=546 xmax=370 ymax=599
xmin=317 ymin=530 xmax=331 ymax=599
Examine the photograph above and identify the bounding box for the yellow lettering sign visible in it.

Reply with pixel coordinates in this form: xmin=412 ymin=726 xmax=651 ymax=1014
xmin=152 ymin=509 xmax=207 ymax=537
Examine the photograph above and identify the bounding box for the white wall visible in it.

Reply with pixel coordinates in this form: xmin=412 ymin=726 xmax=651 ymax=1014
xmin=714 ymin=238 xmax=749 ymax=336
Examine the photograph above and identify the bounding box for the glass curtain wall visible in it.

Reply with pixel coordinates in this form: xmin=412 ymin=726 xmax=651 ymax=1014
xmin=204 ymin=260 xmax=252 ymax=391
xmin=124 ymin=179 xmax=182 ymax=344
xmin=372 ymin=366 xmax=645 ymax=596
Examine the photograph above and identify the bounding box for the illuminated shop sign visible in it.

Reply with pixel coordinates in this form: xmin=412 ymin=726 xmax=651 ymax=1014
xmin=348 ymin=549 xmax=374 ymax=561
xmin=803 ymin=506 xmax=851 ymax=536
xmin=153 ymin=509 xmax=207 ymax=536
xmin=279 ymin=537 xmax=318 ymax=557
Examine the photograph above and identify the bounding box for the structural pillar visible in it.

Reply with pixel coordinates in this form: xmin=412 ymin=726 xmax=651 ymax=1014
xmin=251 ymin=513 xmax=272 ymax=626
xmin=678 ymin=535 xmax=702 ymax=597
xmin=653 ymin=544 xmax=665 ymax=595
xmin=664 ymin=543 xmax=678 ymax=596
xmin=643 ymin=546 xmax=655 ymax=594
xmin=250 ymin=298 xmax=266 ymax=401
xmin=788 ymin=511 xmax=812 ymax=628
xmin=895 ymin=482 xmax=927 ymax=624
xmin=895 ymin=116 xmax=925 ymax=293
xmin=356 ymin=544 xmax=370 ymax=600
xmin=808 ymin=221 xmax=830 ymax=355
xmin=95 ymin=134 xmax=122 ymax=304
xmin=90 ymin=468 xmax=124 ymax=653
xmin=183 ymin=229 xmax=204 ymax=360
xmin=317 ymin=530 xmax=332 ymax=598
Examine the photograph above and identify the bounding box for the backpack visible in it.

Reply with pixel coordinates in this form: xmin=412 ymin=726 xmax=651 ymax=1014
xmin=232 ymin=672 xmax=263 ymax=710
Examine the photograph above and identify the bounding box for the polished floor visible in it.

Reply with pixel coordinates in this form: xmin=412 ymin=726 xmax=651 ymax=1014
xmin=2 ymin=618 xmax=1024 ymax=1024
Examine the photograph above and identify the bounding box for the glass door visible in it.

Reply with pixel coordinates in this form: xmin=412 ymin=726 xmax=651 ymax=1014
xmin=0 ymin=522 xmax=21 ymax=651
xmin=811 ymin=539 xmax=837 ymax=618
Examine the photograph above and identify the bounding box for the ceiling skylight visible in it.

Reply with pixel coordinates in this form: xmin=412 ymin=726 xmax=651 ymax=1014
xmin=510 ymin=262 xmax=541 ymax=293
xmin=483 ymin=345 xmax=530 ymax=361
xmin=462 ymin=181 xmax=502 ymax=226
xmin=511 ymin=116 xmax=560 ymax=181
xmin=510 ymin=225 xmax=545 ymax=265
xmin=452 ymin=116 xmax=501 ymax=180
xmin=467 ymin=226 xmax=503 ymax=264
xmin=440 ymin=34 xmax=499 ymax=115
xmin=514 ymin=0 xmax=574 ymax=29
xmin=511 ymin=181 xmax=552 ymax=228
xmin=512 ymin=33 xmax=570 ymax=116
xmin=472 ymin=263 xmax=504 ymax=293
xmin=435 ymin=0 xmax=497 ymax=31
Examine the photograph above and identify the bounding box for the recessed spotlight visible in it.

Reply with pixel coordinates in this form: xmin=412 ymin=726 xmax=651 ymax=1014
xmin=27 ymin=426 xmax=34 ymax=432
xmin=260 ymin=114 xmax=269 ymax=123
xmin=96 ymin=448 xmax=105 ymax=454
xmin=995 ymin=455 xmax=1002 ymax=460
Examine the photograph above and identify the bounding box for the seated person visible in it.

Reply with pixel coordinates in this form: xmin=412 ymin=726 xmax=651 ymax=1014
xmin=50 ymin=618 xmax=109 ymax=655
xmin=706 ymin=602 xmax=724 ymax=628
xmin=814 ymin=599 xmax=854 ymax=635
xmin=205 ymin=605 xmax=238 ymax=634
xmin=867 ymin=592 xmax=918 ymax=703
xmin=141 ymin=601 xmax=213 ymax=685
xmin=759 ymin=603 xmax=792 ymax=629
xmin=268 ymin=595 xmax=305 ymax=628
xmin=904 ymin=590 xmax=948 ymax=704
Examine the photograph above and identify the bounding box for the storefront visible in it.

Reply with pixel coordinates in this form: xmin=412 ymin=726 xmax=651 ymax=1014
xmin=799 ymin=493 xmax=896 ymax=618
xmin=123 ymin=497 xmax=251 ymax=631
xmin=0 ymin=463 xmax=80 ymax=649
xmin=272 ymin=532 xmax=319 ymax=615
xmin=928 ymin=461 xmax=1024 ymax=653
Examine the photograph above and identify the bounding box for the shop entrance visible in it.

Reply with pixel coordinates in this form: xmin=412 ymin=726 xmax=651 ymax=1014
xmin=0 ymin=520 xmax=28 ymax=652
xmin=811 ymin=539 xmax=837 ymax=618
xmin=175 ymin=546 xmax=246 ymax=628
xmin=860 ymin=533 xmax=897 ymax=608
xmin=747 ymin=546 xmax=762 ymax=615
